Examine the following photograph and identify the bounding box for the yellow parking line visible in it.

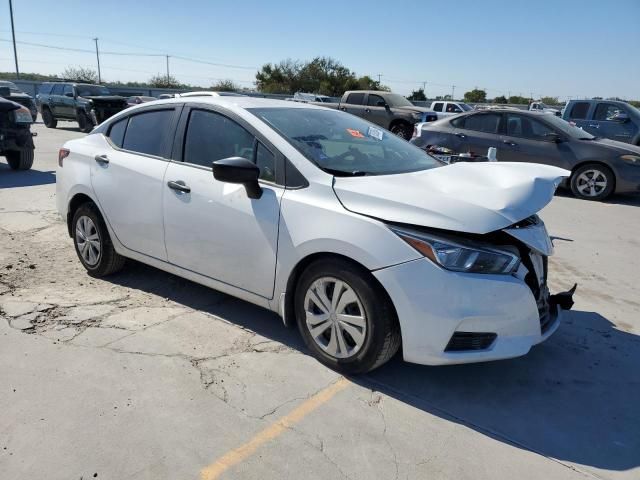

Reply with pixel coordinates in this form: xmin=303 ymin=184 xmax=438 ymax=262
xmin=200 ymin=377 xmax=351 ymax=480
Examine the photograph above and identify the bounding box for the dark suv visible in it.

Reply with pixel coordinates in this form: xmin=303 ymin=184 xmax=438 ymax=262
xmin=36 ymin=82 xmax=128 ymax=133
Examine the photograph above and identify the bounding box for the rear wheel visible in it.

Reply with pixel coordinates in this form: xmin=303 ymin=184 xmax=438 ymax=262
xmin=570 ymin=163 xmax=615 ymax=200
xmin=5 ymin=149 xmax=34 ymax=170
xmin=42 ymin=108 xmax=57 ymax=128
xmin=390 ymin=122 xmax=412 ymax=140
xmin=295 ymin=258 xmax=401 ymax=374
xmin=77 ymin=111 xmax=93 ymax=133
xmin=72 ymin=203 xmax=126 ymax=277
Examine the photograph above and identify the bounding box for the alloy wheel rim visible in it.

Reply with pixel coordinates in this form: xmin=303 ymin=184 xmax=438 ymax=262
xmin=576 ymin=169 xmax=607 ymax=197
xmin=304 ymin=277 xmax=367 ymax=359
xmin=75 ymin=216 xmax=101 ymax=266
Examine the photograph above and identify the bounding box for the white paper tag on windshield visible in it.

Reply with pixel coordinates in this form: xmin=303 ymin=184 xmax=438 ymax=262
xmin=367 ymin=126 xmax=384 ymax=141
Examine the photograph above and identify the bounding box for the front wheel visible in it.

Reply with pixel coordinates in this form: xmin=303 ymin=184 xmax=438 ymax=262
xmin=570 ymin=163 xmax=615 ymax=200
xmin=295 ymin=258 xmax=401 ymax=374
xmin=5 ymin=149 xmax=34 ymax=170
xmin=390 ymin=123 xmax=412 ymax=140
xmin=72 ymin=203 xmax=126 ymax=277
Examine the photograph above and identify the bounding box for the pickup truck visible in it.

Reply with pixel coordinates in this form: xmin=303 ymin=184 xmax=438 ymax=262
xmin=528 ymin=101 xmax=561 ymax=116
xmin=430 ymin=101 xmax=473 ymax=118
xmin=36 ymin=82 xmax=128 ymax=133
xmin=314 ymin=90 xmax=437 ymax=139
xmin=562 ymin=99 xmax=640 ymax=145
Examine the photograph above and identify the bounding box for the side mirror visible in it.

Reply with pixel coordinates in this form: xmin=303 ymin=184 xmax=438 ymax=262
xmin=545 ymin=132 xmax=563 ymax=143
xmin=611 ymin=112 xmax=629 ymax=123
xmin=64 ymin=92 xmax=74 ymax=98
xmin=376 ymin=100 xmax=387 ymax=108
xmin=212 ymin=157 xmax=262 ymax=199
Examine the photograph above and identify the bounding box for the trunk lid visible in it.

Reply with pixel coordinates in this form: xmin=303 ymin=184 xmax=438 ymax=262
xmin=333 ymin=162 xmax=569 ymax=235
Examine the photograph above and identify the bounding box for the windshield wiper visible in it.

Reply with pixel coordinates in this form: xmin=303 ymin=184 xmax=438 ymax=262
xmin=322 ymin=167 xmax=368 ymax=177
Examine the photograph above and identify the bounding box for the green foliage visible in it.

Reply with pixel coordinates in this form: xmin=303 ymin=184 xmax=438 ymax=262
xmin=211 ymin=79 xmax=240 ymax=92
xmin=408 ymin=88 xmax=426 ymax=101
xmin=540 ymin=96 xmax=559 ymax=105
xmin=463 ymin=88 xmax=487 ymax=103
xmin=508 ymin=95 xmax=529 ymax=104
xmin=148 ymin=74 xmax=185 ymax=89
xmin=60 ymin=66 xmax=98 ymax=84
xmin=255 ymin=57 xmax=389 ymax=96
xmin=0 ymin=71 xmax=58 ymax=81
xmin=628 ymin=100 xmax=640 ymax=108
xmin=493 ymin=95 xmax=508 ymax=104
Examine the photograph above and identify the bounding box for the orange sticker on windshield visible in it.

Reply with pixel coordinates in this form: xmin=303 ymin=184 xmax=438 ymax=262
xmin=346 ymin=128 xmax=365 ymax=138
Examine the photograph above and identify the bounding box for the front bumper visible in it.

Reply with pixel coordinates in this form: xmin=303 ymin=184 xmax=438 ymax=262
xmin=374 ymin=257 xmax=568 ymax=366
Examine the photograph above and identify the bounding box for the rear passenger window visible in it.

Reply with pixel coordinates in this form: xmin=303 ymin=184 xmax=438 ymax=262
xmin=38 ymin=84 xmax=53 ymax=95
xmin=463 ymin=113 xmax=501 ymax=134
xmin=345 ymin=93 xmax=365 ymax=105
xmin=107 ymin=118 xmax=128 ymax=148
xmin=51 ymin=84 xmax=64 ymax=95
xmin=183 ymin=110 xmax=254 ymax=167
xmin=433 ymin=102 xmax=443 ymax=112
xmin=569 ymin=102 xmax=590 ymax=120
xmin=122 ymin=110 xmax=174 ymax=157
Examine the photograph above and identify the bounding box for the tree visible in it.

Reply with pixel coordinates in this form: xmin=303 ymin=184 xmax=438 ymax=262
xmin=540 ymin=96 xmax=559 ymax=105
xmin=211 ymin=79 xmax=239 ymax=92
xmin=408 ymin=88 xmax=426 ymax=101
xmin=628 ymin=100 xmax=640 ymax=108
xmin=463 ymin=88 xmax=487 ymax=103
xmin=148 ymin=74 xmax=183 ymax=89
xmin=493 ymin=95 xmax=508 ymax=104
xmin=61 ymin=66 xmax=98 ymax=83
xmin=508 ymin=95 xmax=529 ymax=104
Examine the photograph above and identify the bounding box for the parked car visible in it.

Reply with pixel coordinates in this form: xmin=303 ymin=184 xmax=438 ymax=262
xmin=56 ymin=97 xmax=575 ymax=373
xmin=157 ymin=94 xmax=175 ymax=99
xmin=36 ymin=82 xmax=128 ymax=133
xmin=529 ymin=101 xmax=561 ymax=116
xmin=0 ymin=97 xmax=35 ymax=170
xmin=562 ymin=99 xmax=640 ymax=145
xmin=126 ymin=96 xmax=156 ymax=106
xmin=292 ymin=92 xmax=333 ymax=103
xmin=412 ymin=109 xmax=640 ymax=200
xmin=312 ymin=90 xmax=437 ymax=139
xmin=430 ymin=100 xmax=473 ymax=118
xmin=0 ymin=80 xmax=37 ymax=121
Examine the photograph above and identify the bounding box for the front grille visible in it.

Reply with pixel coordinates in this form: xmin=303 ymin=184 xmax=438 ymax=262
xmin=445 ymin=332 xmax=497 ymax=352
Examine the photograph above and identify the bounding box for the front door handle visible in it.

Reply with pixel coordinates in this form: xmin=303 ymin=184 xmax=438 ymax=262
xmin=167 ymin=180 xmax=191 ymax=193
xmin=339 ymin=107 xmax=346 ymax=111
xmin=588 ymin=124 xmax=600 ymax=128
xmin=455 ymin=133 xmax=466 ymax=139
xmin=365 ymin=108 xmax=371 ymax=113
xmin=94 ymin=154 xmax=109 ymax=165
xmin=502 ymin=140 xmax=517 ymax=146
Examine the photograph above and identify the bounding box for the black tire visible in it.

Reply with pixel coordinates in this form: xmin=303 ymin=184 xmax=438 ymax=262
xmin=77 ymin=111 xmax=93 ymax=133
xmin=390 ymin=123 xmax=412 ymax=140
xmin=5 ymin=149 xmax=34 ymax=170
xmin=570 ymin=163 xmax=615 ymax=201
xmin=41 ymin=107 xmax=57 ymax=128
xmin=72 ymin=202 xmax=126 ymax=277
xmin=294 ymin=258 xmax=401 ymax=374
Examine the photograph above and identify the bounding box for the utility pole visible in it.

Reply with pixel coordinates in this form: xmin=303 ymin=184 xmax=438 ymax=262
xmin=93 ymin=38 xmax=101 ymax=84
xmin=422 ymin=81 xmax=427 ymax=94
xmin=377 ymin=73 xmax=382 ymax=84
xmin=8 ymin=0 xmax=19 ymax=79
xmin=451 ymin=85 xmax=455 ymax=100
xmin=166 ymin=55 xmax=170 ymax=83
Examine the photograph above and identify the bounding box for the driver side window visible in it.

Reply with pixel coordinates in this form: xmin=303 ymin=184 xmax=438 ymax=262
xmin=367 ymin=94 xmax=385 ymax=107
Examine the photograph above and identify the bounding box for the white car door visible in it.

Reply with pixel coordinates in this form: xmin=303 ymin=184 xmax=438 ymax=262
xmin=162 ymin=107 xmax=283 ymax=298
xmin=90 ymin=106 xmax=179 ymax=260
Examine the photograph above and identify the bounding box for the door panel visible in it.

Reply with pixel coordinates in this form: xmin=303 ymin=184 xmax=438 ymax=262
xmin=593 ymin=103 xmax=638 ymax=143
xmin=340 ymin=92 xmax=366 ymax=118
xmin=364 ymin=93 xmax=392 ymax=127
xmin=163 ymin=162 xmax=283 ymax=298
xmin=90 ymin=139 xmax=169 ymax=260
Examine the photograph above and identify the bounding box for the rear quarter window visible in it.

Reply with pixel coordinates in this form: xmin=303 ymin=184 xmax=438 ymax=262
xmin=107 ymin=117 xmax=128 ymax=148
xmin=460 ymin=113 xmax=501 ymax=133
xmin=345 ymin=93 xmax=365 ymax=105
xmin=121 ymin=109 xmax=174 ymax=157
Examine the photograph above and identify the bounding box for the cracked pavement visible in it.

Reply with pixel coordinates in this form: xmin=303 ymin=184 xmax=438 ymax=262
xmin=1 ymin=122 xmax=639 ymax=479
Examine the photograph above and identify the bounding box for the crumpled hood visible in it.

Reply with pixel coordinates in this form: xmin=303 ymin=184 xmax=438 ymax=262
xmin=333 ymin=162 xmax=570 ymax=234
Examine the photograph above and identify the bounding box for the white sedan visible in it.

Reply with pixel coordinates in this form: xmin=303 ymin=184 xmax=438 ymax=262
xmin=56 ymin=96 xmax=575 ymax=373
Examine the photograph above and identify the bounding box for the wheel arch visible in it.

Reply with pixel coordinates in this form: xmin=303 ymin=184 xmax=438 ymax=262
xmin=66 ymin=192 xmax=100 ymax=237
xmin=388 ymin=118 xmax=412 ymax=131
xmin=282 ymin=252 xmax=400 ymax=333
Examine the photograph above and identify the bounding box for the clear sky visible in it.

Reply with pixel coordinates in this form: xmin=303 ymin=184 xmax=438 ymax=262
xmin=1 ymin=0 xmax=638 ymax=100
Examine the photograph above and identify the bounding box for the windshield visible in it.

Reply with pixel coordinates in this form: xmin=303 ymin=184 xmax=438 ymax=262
xmin=76 ymin=85 xmax=111 ymax=97
xmin=383 ymin=93 xmax=413 ymax=107
xmin=250 ymin=107 xmax=442 ymax=176
xmin=460 ymin=103 xmax=472 ymax=111
xmin=543 ymin=114 xmax=595 ymax=140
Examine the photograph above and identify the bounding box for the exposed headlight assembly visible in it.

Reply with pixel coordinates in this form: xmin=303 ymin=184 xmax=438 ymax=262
xmin=13 ymin=106 xmax=33 ymax=124
xmin=621 ymin=154 xmax=640 ymax=166
xmin=391 ymin=226 xmax=520 ymax=274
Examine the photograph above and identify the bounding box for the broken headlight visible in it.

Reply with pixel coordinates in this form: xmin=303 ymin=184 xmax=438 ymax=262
xmin=391 ymin=226 xmax=520 ymax=274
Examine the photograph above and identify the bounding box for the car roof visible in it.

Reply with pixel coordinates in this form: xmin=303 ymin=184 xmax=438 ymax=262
xmin=150 ymin=95 xmax=327 ymax=111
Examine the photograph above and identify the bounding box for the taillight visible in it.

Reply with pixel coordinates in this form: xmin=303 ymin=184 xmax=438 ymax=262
xmin=58 ymin=148 xmax=70 ymax=167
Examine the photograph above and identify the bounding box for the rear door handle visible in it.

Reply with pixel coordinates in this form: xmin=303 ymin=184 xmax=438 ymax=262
xmin=365 ymin=108 xmax=371 ymax=113
xmin=94 ymin=154 xmax=109 ymax=165
xmin=502 ymin=140 xmax=517 ymax=146
xmin=167 ymin=180 xmax=191 ymax=193
xmin=588 ymin=124 xmax=600 ymax=128
xmin=455 ymin=133 xmax=466 ymax=139
xmin=339 ymin=107 xmax=347 ymax=111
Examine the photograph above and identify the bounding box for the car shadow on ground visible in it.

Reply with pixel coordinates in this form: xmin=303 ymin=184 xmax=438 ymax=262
xmin=0 ymin=165 xmax=56 ymax=188
xmin=108 ymin=261 xmax=639 ymax=475
xmin=556 ymin=189 xmax=640 ymax=207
